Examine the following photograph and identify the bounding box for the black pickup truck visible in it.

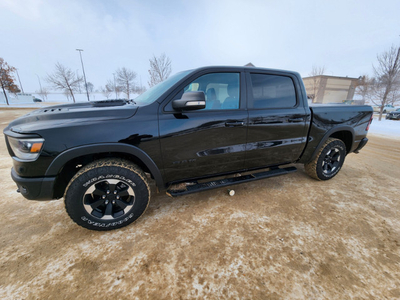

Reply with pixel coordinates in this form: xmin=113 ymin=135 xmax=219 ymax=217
xmin=4 ymin=66 xmax=373 ymax=230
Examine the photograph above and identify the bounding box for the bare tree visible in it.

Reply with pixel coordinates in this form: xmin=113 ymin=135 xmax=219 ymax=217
xmin=101 ymin=85 xmax=112 ymax=99
xmin=105 ymin=79 xmax=122 ymax=99
xmin=37 ymin=87 xmax=49 ymax=101
xmin=63 ymin=89 xmax=71 ymax=101
xmin=46 ymin=62 xmax=83 ymax=103
xmin=387 ymin=87 xmax=400 ymax=106
xmin=372 ymin=45 xmax=400 ymax=120
xmin=115 ymin=67 xmax=136 ymax=99
xmin=0 ymin=58 xmax=20 ymax=105
xmin=86 ymin=82 xmax=94 ymax=93
xmin=355 ymin=75 xmax=373 ymax=104
xmin=308 ymin=65 xmax=325 ymax=103
xmin=134 ymin=85 xmax=147 ymax=95
xmin=148 ymin=53 xmax=172 ymax=88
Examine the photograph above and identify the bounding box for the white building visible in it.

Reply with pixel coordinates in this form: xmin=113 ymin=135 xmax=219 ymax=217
xmin=302 ymin=75 xmax=360 ymax=104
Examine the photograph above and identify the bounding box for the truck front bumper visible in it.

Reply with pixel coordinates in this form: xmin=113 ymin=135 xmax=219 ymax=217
xmin=11 ymin=168 xmax=57 ymax=200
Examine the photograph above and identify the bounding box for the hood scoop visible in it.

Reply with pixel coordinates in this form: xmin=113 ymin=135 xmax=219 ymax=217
xmin=43 ymin=108 xmax=64 ymax=113
xmin=91 ymin=100 xmax=128 ymax=107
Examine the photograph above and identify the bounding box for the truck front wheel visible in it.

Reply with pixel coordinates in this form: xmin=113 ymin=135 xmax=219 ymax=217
xmin=304 ymin=138 xmax=346 ymax=181
xmin=64 ymin=159 xmax=150 ymax=231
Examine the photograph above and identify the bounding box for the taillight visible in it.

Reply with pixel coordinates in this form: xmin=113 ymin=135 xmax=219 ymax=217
xmin=366 ymin=114 xmax=373 ymax=131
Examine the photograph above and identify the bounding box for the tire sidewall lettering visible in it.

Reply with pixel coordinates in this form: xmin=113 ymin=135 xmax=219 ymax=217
xmin=335 ymin=145 xmax=345 ymax=151
xmin=81 ymin=213 xmax=135 ymax=227
xmin=83 ymin=173 xmax=136 ymax=188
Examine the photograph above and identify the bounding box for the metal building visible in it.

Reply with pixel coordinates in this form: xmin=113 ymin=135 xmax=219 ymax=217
xmin=302 ymin=75 xmax=360 ymax=104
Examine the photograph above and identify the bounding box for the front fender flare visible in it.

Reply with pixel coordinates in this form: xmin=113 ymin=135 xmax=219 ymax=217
xmin=45 ymin=143 xmax=164 ymax=189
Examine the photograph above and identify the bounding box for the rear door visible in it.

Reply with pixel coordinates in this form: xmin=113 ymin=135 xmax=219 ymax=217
xmin=159 ymin=70 xmax=248 ymax=183
xmin=245 ymin=71 xmax=309 ymax=169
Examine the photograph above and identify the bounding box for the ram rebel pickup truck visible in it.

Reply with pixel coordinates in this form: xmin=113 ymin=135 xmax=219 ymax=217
xmin=4 ymin=66 xmax=373 ymax=230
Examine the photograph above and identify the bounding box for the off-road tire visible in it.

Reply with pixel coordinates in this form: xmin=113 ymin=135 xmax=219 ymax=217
xmin=64 ymin=158 xmax=150 ymax=231
xmin=304 ymin=138 xmax=346 ymax=181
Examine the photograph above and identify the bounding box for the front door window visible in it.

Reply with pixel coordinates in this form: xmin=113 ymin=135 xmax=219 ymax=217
xmin=183 ymin=73 xmax=240 ymax=110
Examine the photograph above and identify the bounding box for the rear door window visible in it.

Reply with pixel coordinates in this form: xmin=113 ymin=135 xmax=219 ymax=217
xmin=249 ymin=74 xmax=297 ymax=109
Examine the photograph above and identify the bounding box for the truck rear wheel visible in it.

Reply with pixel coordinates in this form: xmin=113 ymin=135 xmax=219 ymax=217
xmin=64 ymin=159 xmax=150 ymax=231
xmin=304 ymin=138 xmax=346 ymax=181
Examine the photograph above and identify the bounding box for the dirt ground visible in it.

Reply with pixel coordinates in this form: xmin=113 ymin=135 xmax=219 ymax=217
xmin=0 ymin=108 xmax=399 ymax=300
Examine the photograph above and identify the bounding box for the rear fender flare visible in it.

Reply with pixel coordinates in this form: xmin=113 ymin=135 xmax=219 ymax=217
xmin=45 ymin=143 xmax=164 ymax=189
xmin=307 ymin=126 xmax=355 ymax=163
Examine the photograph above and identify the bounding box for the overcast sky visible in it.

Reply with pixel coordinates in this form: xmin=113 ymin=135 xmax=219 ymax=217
xmin=1 ymin=0 xmax=399 ymax=93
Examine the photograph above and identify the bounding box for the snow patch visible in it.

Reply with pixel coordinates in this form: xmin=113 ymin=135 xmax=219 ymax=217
xmin=369 ymin=117 xmax=400 ymax=138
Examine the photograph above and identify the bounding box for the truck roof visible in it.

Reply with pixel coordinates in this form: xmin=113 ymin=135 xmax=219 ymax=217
xmin=189 ymin=66 xmax=301 ymax=77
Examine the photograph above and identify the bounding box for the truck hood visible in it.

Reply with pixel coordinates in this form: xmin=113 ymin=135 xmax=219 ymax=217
xmin=6 ymin=100 xmax=138 ymax=134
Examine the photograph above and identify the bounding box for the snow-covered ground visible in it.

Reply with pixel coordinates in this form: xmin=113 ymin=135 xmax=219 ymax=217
xmin=0 ymin=91 xmax=142 ymax=108
xmin=0 ymin=92 xmax=111 ymax=108
xmin=368 ymin=115 xmax=400 ymax=138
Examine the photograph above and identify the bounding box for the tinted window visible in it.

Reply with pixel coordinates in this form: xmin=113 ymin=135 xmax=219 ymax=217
xmin=250 ymin=74 xmax=296 ymax=109
xmin=183 ymin=73 xmax=240 ymax=110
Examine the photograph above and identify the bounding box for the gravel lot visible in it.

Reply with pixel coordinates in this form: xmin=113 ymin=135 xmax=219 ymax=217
xmin=1 ymin=108 xmax=399 ymax=299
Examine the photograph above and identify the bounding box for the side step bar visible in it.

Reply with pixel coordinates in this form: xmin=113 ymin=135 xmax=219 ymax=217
xmin=167 ymin=166 xmax=297 ymax=197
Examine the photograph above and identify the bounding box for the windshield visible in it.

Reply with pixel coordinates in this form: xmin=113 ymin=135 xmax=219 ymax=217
xmin=134 ymin=70 xmax=192 ymax=105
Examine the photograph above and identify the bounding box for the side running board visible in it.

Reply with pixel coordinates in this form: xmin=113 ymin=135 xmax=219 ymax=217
xmin=166 ymin=166 xmax=297 ymax=197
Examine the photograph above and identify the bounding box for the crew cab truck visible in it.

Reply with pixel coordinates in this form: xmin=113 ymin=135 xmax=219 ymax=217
xmin=4 ymin=66 xmax=373 ymax=231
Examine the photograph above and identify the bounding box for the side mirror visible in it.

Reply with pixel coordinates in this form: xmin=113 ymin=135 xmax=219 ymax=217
xmin=172 ymin=91 xmax=206 ymax=111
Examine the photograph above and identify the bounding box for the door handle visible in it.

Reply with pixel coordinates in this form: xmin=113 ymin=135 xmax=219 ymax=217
xmin=288 ymin=118 xmax=304 ymax=123
xmin=225 ymin=121 xmax=244 ymax=127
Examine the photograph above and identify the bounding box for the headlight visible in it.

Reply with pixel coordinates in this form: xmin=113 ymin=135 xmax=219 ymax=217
xmin=7 ymin=137 xmax=44 ymax=161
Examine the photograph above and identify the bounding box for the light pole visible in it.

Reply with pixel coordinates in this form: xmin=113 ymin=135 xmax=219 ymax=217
xmin=16 ymin=69 xmax=24 ymax=94
xmin=35 ymin=74 xmax=44 ymax=101
xmin=76 ymin=49 xmax=90 ymax=101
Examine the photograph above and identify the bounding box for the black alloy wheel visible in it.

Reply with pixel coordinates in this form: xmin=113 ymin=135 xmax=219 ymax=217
xmin=65 ymin=159 xmax=150 ymax=231
xmin=304 ymin=138 xmax=346 ymax=181
xmin=83 ymin=179 xmax=135 ymax=220
xmin=321 ymin=147 xmax=341 ymax=177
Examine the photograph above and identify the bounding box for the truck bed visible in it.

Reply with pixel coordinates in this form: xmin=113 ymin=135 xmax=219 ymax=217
xmin=298 ymin=105 xmax=373 ymax=163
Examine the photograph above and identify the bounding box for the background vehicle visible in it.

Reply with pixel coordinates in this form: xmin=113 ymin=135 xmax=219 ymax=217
xmin=373 ymin=104 xmax=396 ymax=113
xmin=4 ymin=66 xmax=373 ymax=231
xmin=386 ymin=108 xmax=400 ymax=120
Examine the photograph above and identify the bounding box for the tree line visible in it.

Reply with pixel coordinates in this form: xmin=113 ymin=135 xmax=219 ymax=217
xmin=0 ymin=53 xmax=172 ymax=104
xmin=2 ymin=46 xmax=399 ymax=119
xmin=308 ymin=45 xmax=400 ymax=121
xmin=0 ymin=58 xmax=21 ymax=105
xmin=356 ymin=45 xmax=400 ymax=121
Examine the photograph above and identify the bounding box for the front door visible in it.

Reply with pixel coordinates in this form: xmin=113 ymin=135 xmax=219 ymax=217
xmin=159 ymin=71 xmax=248 ymax=183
